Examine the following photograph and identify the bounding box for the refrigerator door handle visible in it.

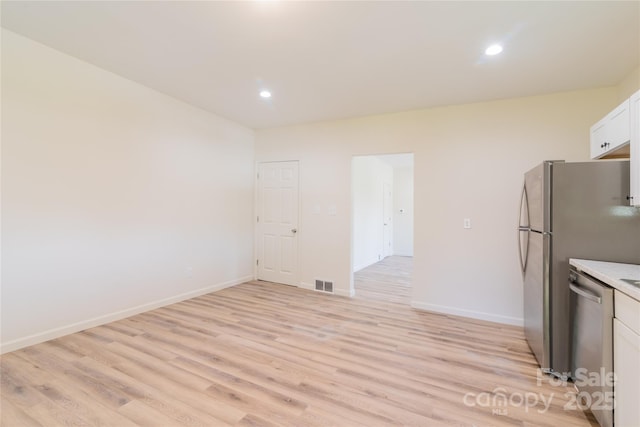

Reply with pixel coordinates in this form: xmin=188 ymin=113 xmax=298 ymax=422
xmin=519 ymin=183 xmax=530 ymax=227
xmin=518 ymin=184 xmax=530 ymax=273
xmin=518 ymin=228 xmax=529 ymax=273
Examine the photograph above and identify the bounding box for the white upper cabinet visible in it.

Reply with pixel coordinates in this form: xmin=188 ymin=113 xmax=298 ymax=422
xmin=630 ymin=90 xmax=640 ymax=207
xmin=590 ymin=90 xmax=640 ymax=206
xmin=590 ymin=98 xmax=630 ymax=159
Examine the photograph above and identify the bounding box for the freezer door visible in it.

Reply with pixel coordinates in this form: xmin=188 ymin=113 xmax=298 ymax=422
xmin=523 ymin=230 xmax=551 ymax=371
xmin=524 ymin=161 xmax=553 ymax=232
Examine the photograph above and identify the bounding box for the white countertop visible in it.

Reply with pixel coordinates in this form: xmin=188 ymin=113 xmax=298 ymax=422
xmin=570 ymin=259 xmax=640 ymax=301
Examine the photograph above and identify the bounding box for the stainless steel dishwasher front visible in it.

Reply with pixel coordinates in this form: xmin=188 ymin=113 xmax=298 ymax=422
xmin=569 ymin=266 xmax=614 ymax=427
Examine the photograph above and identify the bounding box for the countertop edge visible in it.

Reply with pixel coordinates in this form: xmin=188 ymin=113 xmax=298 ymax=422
xmin=569 ymin=258 xmax=640 ymax=302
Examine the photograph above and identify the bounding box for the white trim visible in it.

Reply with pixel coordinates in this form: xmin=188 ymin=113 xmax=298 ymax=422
xmin=298 ymin=281 xmax=314 ymax=291
xmin=353 ymin=259 xmax=377 ymax=273
xmin=337 ymin=288 xmax=356 ymax=298
xmin=253 ymin=160 xmax=259 ymax=281
xmin=410 ymin=300 xmax=523 ymax=326
xmin=1 ymin=275 xmax=252 ymax=354
xmin=393 ymin=251 xmax=413 ymax=257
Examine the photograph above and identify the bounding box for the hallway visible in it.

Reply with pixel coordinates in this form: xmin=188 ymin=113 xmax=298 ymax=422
xmin=354 ymin=256 xmax=412 ymax=305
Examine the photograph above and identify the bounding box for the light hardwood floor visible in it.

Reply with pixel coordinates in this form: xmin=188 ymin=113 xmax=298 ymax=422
xmin=2 ymin=264 xmax=597 ymax=426
xmin=354 ymin=256 xmax=412 ymax=304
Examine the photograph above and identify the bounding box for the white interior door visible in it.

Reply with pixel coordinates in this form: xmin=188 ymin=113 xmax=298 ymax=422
xmin=383 ymin=182 xmax=393 ymax=257
xmin=257 ymin=161 xmax=299 ymax=285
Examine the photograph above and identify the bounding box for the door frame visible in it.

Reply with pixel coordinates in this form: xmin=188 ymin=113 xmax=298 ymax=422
xmin=254 ymin=160 xmax=301 ymax=286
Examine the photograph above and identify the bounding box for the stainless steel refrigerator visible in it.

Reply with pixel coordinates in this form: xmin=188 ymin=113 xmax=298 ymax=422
xmin=518 ymin=160 xmax=640 ymax=379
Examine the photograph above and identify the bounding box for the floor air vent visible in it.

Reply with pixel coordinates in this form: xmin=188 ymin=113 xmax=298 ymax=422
xmin=314 ymin=279 xmax=334 ymax=293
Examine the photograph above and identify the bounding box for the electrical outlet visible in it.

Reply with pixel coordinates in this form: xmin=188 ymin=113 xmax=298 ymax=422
xmin=463 ymin=218 xmax=471 ymax=229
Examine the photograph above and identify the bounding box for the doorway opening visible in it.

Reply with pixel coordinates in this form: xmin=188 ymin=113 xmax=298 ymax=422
xmin=351 ymin=153 xmax=414 ymax=304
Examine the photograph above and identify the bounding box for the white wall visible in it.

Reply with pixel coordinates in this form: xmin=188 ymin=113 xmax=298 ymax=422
xmin=255 ymin=87 xmax=618 ymax=325
xmin=1 ymin=30 xmax=255 ymax=352
xmin=352 ymin=156 xmax=392 ymax=271
xmin=392 ymin=165 xmax=414 ymax=257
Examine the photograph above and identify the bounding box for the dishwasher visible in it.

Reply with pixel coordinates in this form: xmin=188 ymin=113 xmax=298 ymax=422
xmin=569 ymin=266 xmax=614 ymax=427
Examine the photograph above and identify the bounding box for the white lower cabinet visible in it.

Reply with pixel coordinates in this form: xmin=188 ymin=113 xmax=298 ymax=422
xmin=614 ymin=291 xmax=640 ymax=426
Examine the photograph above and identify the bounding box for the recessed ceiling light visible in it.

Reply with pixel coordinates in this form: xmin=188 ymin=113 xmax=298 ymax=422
xmin=485 ymin=44 xmax=503 ymax=56
xmin=260 ymin=90 xmax=272 ymax=98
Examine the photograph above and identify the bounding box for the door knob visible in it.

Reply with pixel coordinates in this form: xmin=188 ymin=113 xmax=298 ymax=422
xmin=291 ymin=228 xmax=297 ymax=234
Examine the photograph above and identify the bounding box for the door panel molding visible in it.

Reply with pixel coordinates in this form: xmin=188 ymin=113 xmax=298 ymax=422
xmin=256 ymin=161 xmax=300 ymax=286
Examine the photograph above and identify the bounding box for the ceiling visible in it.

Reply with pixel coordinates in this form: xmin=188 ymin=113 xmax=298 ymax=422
xmin=2 ymin=1 xmax=639 ymax=129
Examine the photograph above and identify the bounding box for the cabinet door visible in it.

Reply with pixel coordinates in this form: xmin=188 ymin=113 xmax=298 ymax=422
xmin=607 ymin=99 xmax=630 ymax=150
xmin=590 ymin=118 xmax=608 ymax=159
xmin=630 ymin=90 xmax=640 ymax=206
xmin=614 ymin=318 xmax=640 ymax=427
xmin=591 ymin=99 xmax=631 ymax=159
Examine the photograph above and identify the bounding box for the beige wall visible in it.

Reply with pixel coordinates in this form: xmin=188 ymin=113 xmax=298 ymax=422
xmin=1 ymin=30 xmax=255 ymax=352
xmin=256 ymin=87 xmax=618 ymax=324
xmin=617 ymin=65 xmax=640 ymax=102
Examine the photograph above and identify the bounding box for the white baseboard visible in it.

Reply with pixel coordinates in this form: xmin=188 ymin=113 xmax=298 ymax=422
xmin=298 ymin=281 xmax=314 ymax=291
xmin=335 ymin=288 xmax=355 ymax=298
xmin=410 ymin=300 xmax=523 ymax=326
xmin=393 ymin=252 xmax=413 ymax=257
xmin=353 ymin=263 xmax=369 ymax=273
xmin=0 ymin=275 xmax=253 ymax=354
xmin=353 ymin=257 xmax=385 ymax=273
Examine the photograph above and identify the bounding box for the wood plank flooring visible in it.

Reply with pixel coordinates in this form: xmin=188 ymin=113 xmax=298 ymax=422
xmin=354 ymin=256 xmax=412 ymax=304
xmin=2 ymin=264 xmax=597 ymax=426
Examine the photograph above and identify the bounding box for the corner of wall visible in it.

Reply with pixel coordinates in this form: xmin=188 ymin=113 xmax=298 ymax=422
xmin=617 ymin=65 xmax=640 ymax=101
xmin=0 ymin=275 xmax=252 ymax=354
